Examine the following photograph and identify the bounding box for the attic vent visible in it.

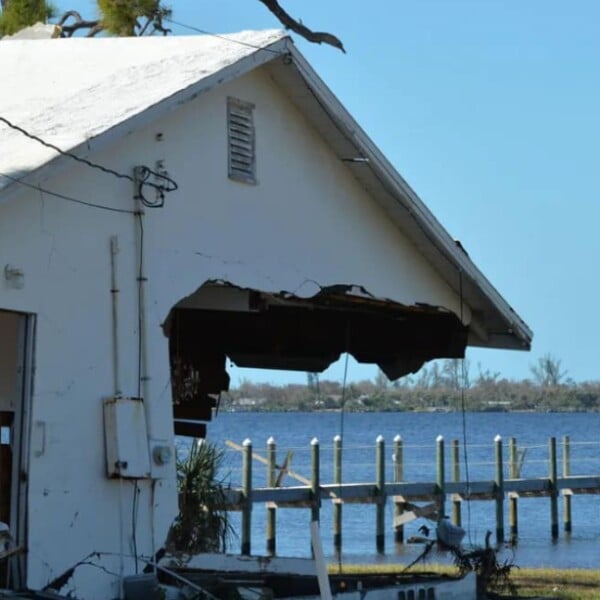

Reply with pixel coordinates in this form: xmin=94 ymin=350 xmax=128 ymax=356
xmin=227 ymin=98 xmax=256 ymax=184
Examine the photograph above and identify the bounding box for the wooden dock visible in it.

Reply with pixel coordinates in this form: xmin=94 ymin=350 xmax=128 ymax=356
xmin=221 ymin=435 xmax=600 ymax=556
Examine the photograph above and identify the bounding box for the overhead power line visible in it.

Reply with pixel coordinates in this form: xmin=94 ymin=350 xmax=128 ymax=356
xmin=0 ymin=116 xmax=133 ymax=183
xmin=0 ymin=171 xmax=136 ymax=214
xmin=0 ymin=116 xmax=178 ymax=207
xmin=163 ymin=17 xmax=284 ymax=55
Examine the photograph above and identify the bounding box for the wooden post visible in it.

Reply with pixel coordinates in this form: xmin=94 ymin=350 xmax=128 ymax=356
xmin=376 ymin=435 xmax=385 ymax=554
xmin=393 ymin=435 xmax=405 ymax=544
xmin=311 ymin=437 xmax=320 ymax=525
xmin=563 ymin=435 xmax=572 ymax=533
xmin=549 ymin=436 xmax=559 ymax=539
xmin=266 ymin=436 xmax=276 ymax=556
xmin=333 ymin=434 xmax=342 ymax=555
xmin=508 ymin=437 xmax=518 ymax=479
xmin=494 ymin=435 xmax=505 ymax=544
xmin=451 ymin=439 xmax=461 ymax=527
xmin=241 ymin=438 xmax=252 ymax=556
xmin=309 ymin=437 xmax=321 ymax=559
xmin=436 ymin=435 xmax=445 ymax=518
xmin=508 ymin=437 xmax=518 ymax=542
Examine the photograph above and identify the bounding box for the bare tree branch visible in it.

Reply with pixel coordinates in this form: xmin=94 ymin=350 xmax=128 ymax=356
xmin=258 ymin=0 xmax=345 ymax=53
xmin=57 ymin=9 xmax=83 ymax=25
xmin=58 ymin=10 xmax=104 ymax=37
xmin=84 ymin=22 xmax=104 ymax=37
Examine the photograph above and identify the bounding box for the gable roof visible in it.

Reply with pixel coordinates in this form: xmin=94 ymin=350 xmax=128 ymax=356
xmin=0 ymin=30 xmax=285 ymax=189
xmin=0 ymin=31 xmax=532 ymax=352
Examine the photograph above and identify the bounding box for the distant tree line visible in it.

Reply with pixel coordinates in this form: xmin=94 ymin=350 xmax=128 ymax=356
xmin=220 ymin=354 xmax=600 ymax=413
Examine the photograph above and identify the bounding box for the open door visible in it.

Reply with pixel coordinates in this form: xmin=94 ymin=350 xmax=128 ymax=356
xmin=0 ymin=310 xmax=35 ymax=589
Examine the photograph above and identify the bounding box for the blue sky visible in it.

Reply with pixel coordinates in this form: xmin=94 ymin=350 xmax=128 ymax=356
xmin=55 ymin=1 xmax=600 ymax=385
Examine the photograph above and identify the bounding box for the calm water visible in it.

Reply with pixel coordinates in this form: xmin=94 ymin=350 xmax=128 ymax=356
xmin=196 ymin=411 xmax=600 ymax=569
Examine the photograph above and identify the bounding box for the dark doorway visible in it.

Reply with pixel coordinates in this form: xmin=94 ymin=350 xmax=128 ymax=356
xmin=0 ymin=310 xmax=35 ymax=589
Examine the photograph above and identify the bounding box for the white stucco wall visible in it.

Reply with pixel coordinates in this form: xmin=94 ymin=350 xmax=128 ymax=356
xmin=0 ymin=65 xmax=468 ymax=598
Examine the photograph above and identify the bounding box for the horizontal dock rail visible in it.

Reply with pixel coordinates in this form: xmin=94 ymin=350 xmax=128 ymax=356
xmin=220 ymin=435 xmax=600 ymax=556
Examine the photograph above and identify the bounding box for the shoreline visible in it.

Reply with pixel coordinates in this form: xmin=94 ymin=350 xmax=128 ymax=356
xmin=221 ymin=407 xmax=600 ymax=414
xmin=330 ymin=564 xmax=600 ymax=599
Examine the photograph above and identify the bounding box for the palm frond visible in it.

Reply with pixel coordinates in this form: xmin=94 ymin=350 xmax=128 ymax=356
xmin=167 ymin=439 xmax=233 ymax=554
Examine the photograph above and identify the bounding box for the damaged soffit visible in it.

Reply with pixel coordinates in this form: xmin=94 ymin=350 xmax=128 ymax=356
xmin=170 ymin=282 xmax=468 ymax=381
xmin=263 ymin=49 xmax=532 ymax=353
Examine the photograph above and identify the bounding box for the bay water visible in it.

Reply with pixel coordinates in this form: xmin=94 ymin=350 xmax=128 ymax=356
xmin=195 ymin=411 xmax=600 ymax=569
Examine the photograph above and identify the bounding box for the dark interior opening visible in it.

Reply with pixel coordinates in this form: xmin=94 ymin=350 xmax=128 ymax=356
xmin=167 ymin=283 xmax=468 ymax=437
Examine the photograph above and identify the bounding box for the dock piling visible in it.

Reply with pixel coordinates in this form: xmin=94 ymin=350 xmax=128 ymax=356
xmin=310 ymin=437 xmax=321 ymax=558
xmin=333 ymin=434 xmax=343 ymax=555
xmin=436 ymin=435 xmax=445 ymax=518
xmin=451 ymin=439 xmax=461 ymax=527
xmin=241 ymin=438 xmax=252 ymax=555
xmin=376 ymin=435 xmax=385 ymax=553
xmin=393 ymin=435 xmax=405 ymax=544
xmin=549 ymin=437 xmax=559 ymax=539
xmin=563 ymin=435 xmax=572 ymax=533
xmin=311 ymin=437 xmax=321 ymax=524
xmin=508 ymin=437 xmax=518 ymax=542
xmin=494 ymin=435 xmax=505 ymax=544
xmin=266 ymin=436 xmax=276 ymax=555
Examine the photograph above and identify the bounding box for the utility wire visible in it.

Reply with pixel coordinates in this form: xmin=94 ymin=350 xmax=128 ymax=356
xmin=163 ymin=17 xmax=284 ymax=55
xmin=336 ymin=327 xmax=350 ymax=574
xmin=136 ymin=213 xmax=145 ymax=399
xmin=131 ymin=480 xmax=140 ymax=574
xmin=0 ymin=116 xmax=134 ymax=182
xmin=458 ymin=270 xmax=473 ymax=545
xmin=0 ymin=171 xmax=135 ymax=214
xmin=0 ymin=116 xmax=178 ymax=205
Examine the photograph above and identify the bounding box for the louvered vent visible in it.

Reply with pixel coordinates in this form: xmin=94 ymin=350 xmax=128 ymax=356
xmin=227 ymin=98 xmax=256 ymax=183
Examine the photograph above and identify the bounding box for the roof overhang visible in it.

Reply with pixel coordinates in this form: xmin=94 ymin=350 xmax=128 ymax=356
xmin=264 ymin=42 xmax=532 ymax=352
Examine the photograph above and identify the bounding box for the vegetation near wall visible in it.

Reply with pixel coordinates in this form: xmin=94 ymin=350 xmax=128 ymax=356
xmin=222 ymin=355 xmax=600 ymax=413
xmin=167 ymin=440 xmax=231 ymax=553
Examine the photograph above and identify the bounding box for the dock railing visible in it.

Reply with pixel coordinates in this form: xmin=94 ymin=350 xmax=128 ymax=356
xmin=220 ymin=435 xmax=600 ymax=556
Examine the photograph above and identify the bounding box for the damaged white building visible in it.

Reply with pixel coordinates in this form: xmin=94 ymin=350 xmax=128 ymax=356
xmin=0 ymin=31 xmax=531 ymax=598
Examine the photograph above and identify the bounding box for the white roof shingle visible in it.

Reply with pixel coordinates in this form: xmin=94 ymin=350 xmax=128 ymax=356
xmin=0 ymin=30 xmax=286 ymax=190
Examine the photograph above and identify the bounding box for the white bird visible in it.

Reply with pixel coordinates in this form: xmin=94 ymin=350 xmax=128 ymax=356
xmin=437 ymin=516 xmax=465 ymax=549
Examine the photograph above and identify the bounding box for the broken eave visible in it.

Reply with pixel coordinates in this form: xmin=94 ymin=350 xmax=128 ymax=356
xmin=170 ymin=284 xmax=468 ymax=381
xmin=265 ymin=44 xmax=532 ymax=352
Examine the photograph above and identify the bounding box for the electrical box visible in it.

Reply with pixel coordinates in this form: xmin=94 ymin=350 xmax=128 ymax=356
xmin=103 ymin=397 xmax=151 ymax=479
